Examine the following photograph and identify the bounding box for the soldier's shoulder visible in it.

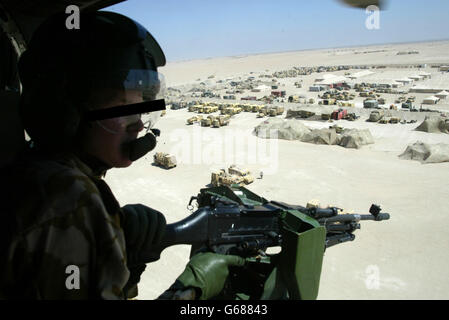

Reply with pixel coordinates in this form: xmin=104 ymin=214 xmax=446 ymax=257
xmin=11 ymin=153 xmax=96 ymax=195
xmin=5 ymin=153 xmax=104 ymax=230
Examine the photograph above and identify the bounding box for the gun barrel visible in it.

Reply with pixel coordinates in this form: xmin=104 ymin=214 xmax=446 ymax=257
xmin=360 ymin=213 xmax=390 ymax=221
xmin=320 ymin=212 xmax=390 ymax=224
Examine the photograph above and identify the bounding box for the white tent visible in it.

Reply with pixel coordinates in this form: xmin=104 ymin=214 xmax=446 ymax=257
xmin=317 ymin=76 xmax=348 ymax=86
xmin=347 ymin=70 xmax=374 ymax=79
xmin=396 ymin=78 xmax=414 ymax=84
xmin=422 ymin=96 xmax=440 ymax=104
xmin=409 ymin=75 xmax=424 ymax=81
xmin=314 ymin=74 xmax=337 ymax=82
xmin=256 ymin=85 xmax=271 ymax=91
xmin=419 ymin=72 xmax=432 ymax=79
xmin=435 ymin=90 xmax=449 ymax=99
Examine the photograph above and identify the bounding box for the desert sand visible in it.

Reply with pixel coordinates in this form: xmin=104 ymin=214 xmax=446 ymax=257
xmin=104 ymin=41 xmax=449 ymax=300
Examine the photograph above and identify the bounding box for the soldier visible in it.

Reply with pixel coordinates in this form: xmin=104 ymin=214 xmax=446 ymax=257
xmin=0 ymin=11 xmax=243 ymax=300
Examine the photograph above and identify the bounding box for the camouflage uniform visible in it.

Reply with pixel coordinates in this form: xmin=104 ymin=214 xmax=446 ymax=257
xmin=0 ymin=151 xmax=132 ymax=299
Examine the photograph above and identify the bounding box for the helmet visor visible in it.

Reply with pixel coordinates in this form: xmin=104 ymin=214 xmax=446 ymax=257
xmin=86 ymin=70 xmax=166 ymax=133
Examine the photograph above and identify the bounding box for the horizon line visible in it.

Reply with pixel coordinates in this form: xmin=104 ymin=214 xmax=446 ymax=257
xmin=165 ymin=38 xmax=449 ymax=64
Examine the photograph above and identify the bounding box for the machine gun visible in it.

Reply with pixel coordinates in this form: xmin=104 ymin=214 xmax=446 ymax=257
xmin=155 ymin=185 xmax=390 ymax=299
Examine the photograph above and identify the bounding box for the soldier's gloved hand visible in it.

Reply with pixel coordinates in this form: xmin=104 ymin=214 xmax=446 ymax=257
xmin=121 ymin=204 xmax=166 ymax=267
xmin=164 ymin=252 xmax=246 ymax=300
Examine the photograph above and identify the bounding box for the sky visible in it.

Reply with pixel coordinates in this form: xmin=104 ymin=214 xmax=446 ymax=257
xmin=105 ymin=0 xmax=449 ymax=62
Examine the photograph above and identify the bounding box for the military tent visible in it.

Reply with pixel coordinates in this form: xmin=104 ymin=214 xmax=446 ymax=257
xmin=414 ymin=116 xmax=449 ymax=134
xmin=301 ymin=128 xmax=340 ymax=145
xmin=338 ymin=129 xmax=374 ymax=149
xmin=422 ymin=96 xmax=439 ymax=104
xmin=435 ymin=91 xmax=449 ymax=100
xmin=399 ymin=141 xmax=449 ymax=164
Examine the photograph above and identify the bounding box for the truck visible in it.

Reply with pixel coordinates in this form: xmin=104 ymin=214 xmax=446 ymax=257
xmin=153 ymin=152 xmax=177 ymax=169
xmin=364 ymin=99 xmax=379 ymax=109
xmin=187 ymin=115 xmax=203 ymax=125
xmin=401 ymin=101 xmax=413 ymax=109
xmin=211 ymin=165 xmax=255 ymax=187
xmin=331 ymin=108 xmax=347 ymax=120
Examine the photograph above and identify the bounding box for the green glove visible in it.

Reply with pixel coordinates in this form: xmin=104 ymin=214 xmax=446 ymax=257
xmin=175 ymin=252 xmax=246 ymax=300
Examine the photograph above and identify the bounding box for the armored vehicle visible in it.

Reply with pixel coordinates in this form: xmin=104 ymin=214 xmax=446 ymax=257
xmin=210 ymin=165 xmax=254 ymax=187
xmin=187 ymin=115 xmax=203 ymax=125
xmin=258 ymin=110 xmax=267 ymax=118
xmin=201 ymin=118 xmax=212 ymax=127
xmin=211 ymin=170 xmax=244 ymax=187
xmin=154 ymin=152 xmax=177 ymax=169
xmin=212 ymin=118 xmax=220 ymax=128
xmin=218 ymin=115 xmax=230 ymax=126
xmin=389 ymin=117 xmax=400 ymax=124
xmin=298 ymin=110 xmax=316 ymax=118
xmin=228 ymin=164 xmax=254 ymax=184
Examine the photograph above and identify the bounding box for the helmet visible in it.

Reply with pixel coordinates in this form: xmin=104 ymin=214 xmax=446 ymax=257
xmin=18 ymin=10 xmax=166 ymax=156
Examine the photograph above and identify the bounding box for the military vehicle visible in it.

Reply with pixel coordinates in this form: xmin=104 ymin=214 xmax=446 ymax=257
xmin=359 ymin=91 xmax=369 ymax=97
xmin=189 ymin=104 xmax=203 ymax=112
xmin=210 ymin=165 xmax=254 ymax=187
xmin=364 ymin=99 xmax=379 ymax=109
xmin=203 ymin=106 xmax=219 ymax=114
xmin=201 ymin=118 xmax=212 ymax=127
xmin=268 ymin=106 xmax=284 ymax=116
xmin=251 ymin=105 xmax=263 ymax=113
xmin=187 ymin=115 xmax=203 ymax=125
xmin=242 ymin=104 xmax=252 ymax=112
xmin=288 ymin=95 xmax=300 ymax=103
xmin=402 ymin=101 xmax=413 ymax=109
xmin=268 ymin=108 xmax=277 ymax=117
xmin=221 ymin=107 xmax=234 ymax=115
xmin=228 ymin=164 xmax=254 ymax=184
xmin=338 ymin=101 xmax=355 ymax=107
xmin=211 ymin=115 xmax=229 ymax=128
xmin=331 ymin=108 xmax=347 ymax=120
xmin=297 ymin=110 xmax=313 ymax=118
xmin=322 ymin=99 xmax=336 ymax=106
xmin=344 ymin=112 xmax=359 ymax=121
xmin=389 ymin=117 xmax=400 ymax=124
xmin=258 ymin=109 xmax=268 ymax=118
xmin=210 ymin=169 xmax=244 ymax=187
xmin=153 ymin=152 xmax=177 ymax=169
xmin=218 ymin=115 xmax=231 ymax=126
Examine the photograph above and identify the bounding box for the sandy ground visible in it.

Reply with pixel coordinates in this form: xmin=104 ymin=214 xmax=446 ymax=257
xmin=104 ymin=41 xmax=449 ymax=300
